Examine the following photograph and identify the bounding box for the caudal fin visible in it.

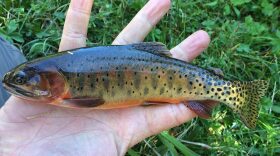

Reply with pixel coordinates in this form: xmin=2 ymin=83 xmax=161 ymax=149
xmin=231 ymin=80 xmax=268 ymax=128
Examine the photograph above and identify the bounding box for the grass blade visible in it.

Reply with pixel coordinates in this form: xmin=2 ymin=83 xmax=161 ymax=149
xmin=160 ymin=131 xmax=200 ymax=156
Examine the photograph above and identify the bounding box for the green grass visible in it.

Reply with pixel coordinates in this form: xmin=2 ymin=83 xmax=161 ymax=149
xmin=0 ymin=0 xmax=279 ymax=155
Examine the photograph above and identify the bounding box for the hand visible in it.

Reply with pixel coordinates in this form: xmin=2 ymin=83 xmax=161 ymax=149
xmin=0 ymin=0 xmax=210 ymax=155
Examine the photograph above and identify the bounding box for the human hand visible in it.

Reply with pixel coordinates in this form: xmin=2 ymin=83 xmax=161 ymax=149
xmin=0 ymin=0 xmax=210 ymax=155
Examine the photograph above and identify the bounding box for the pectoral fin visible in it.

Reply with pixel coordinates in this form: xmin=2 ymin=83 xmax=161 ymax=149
xmin=63 ymin=97 xmax=105 ymax=108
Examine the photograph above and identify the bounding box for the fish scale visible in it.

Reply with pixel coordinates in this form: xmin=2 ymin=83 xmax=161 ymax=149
xmin=2 ymin=42 xmax=268 ymax=128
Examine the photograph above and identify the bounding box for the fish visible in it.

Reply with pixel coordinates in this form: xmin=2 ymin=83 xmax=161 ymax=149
xmin=2 ymin=42 xmax=268 ymax=128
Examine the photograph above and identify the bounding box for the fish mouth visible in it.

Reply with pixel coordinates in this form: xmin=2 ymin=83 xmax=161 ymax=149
xmin=2 ymin=82 xmax=37 ymax=98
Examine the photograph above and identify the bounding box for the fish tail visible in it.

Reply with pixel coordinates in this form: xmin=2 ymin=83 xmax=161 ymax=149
xmin=229 ymin=80 xmax=268 ymax=128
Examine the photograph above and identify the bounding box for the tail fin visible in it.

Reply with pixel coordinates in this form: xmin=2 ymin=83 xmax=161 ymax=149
xmin=231 ymin=80 xmax=268 ymax=128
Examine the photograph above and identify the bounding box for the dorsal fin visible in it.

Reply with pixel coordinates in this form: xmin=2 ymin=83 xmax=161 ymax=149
xmin=130 ymin=42 xmax=171 ymax=57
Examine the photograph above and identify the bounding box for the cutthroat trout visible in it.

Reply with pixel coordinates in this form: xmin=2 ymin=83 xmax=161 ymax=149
xmin=2 ymin=42 xmax=268 ymax=128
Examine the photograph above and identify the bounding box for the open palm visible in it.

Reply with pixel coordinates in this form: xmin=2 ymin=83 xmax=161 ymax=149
xmin=0 ymin=0 xmax=210 ymax=155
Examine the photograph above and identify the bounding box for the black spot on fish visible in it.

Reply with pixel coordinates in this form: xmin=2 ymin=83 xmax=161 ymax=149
xmin=160 ymin=87 xmax=165 ymax=95
xmin=127 ymin=90 xmax=131 ymax=96
xmin=211 ymin=88 xmax=215 ymax=92
xmin=144 ymin=88 xmax=149 ymax=95
xmin=189 ymin=81 xmax=193 ymax=85
xmin=217 ymin=88 xmax=222 ymax=91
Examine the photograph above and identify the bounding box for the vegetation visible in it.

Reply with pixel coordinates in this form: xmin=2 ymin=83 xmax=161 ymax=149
xmin=0 ymin=0 xmax=279 ymax=155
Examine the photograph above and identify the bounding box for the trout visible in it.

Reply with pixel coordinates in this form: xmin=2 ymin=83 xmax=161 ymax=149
xmin=2 ymin=42 xmax=268 ymax=128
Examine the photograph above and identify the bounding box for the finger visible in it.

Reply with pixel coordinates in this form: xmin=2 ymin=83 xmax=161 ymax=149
xmin=170 ymin=30 xmax=210 ymax=62
xmin=129 ymin=31 xmax=210 ymax=146
xmin=112 ymin=0 xmax=170 ymax=45
xmin=59 ymin=0 xmax=94 ymax=51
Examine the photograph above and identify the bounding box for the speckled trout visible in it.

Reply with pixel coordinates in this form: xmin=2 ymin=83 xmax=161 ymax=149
xmin=2 ymin=42 xmax=268 ymax=128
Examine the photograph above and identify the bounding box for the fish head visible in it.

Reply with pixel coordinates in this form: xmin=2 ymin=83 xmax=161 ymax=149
xmin=2 ymin=62 xmax=67 ymax=102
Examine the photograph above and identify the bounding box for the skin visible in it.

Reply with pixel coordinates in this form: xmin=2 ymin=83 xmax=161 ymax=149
xmin=0 ymin=0 xmax=211 ymax=155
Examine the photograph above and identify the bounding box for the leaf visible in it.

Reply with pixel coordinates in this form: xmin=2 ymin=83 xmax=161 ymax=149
xmin=245 ymin=16 xmax=267 ymax=35
xmin=160 ymin=131 xmax=199 ymax=156
xmin=11 ymin=33 xmax=24 ymax=43
xmin=230 ymin=0 xmax=251 ymax=6
xmin=261 ymin=0 xmax=274 ymax=16
xmin=127 ymin=149 xmax=140 ymax=156
xmin=233 ymin=7 xmax=240 ymax=18
xmin=158 ymin=134 xmax=179 ymax=156
xmin=202 ymin=20 xmax=216 ymax=30
xmin=224 ymin=4 xmax=231 ymax=15
xmin=237 ymin=44 xmax=251 ymax=53
xmin=205 ymin=1 xmax=218 ymax=7
xmin=7 ymin=20 xmax=18 ymax=34
xmin=272 ymin=105 xmax=280 ymax=114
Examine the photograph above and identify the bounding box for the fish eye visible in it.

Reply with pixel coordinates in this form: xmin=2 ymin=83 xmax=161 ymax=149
xmin=14 ymin=71 xmax=27 ymax=85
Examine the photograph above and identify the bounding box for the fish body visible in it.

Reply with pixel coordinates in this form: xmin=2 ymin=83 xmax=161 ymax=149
xmin=2 ymin=42 xmax=268 ymax=128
